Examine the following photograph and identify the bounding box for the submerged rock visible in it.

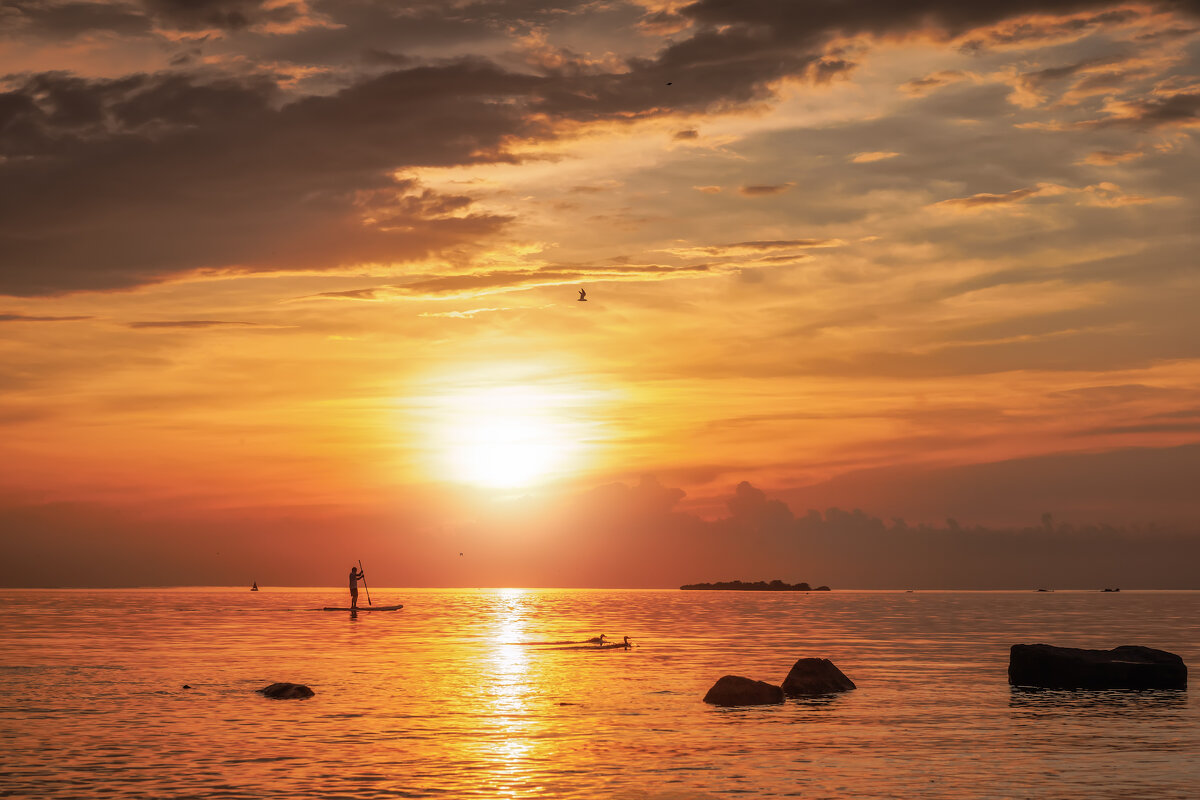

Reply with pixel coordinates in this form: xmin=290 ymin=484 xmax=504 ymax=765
xmin=703 ymin=675 xmax=784 ymax=706
xmin=1009 ymin=644 xmax=1186 ymax=690
xmin=257 ymin=682 xmax=315 ymax=699
xmin=781 ymin=658 xmax=856 ymax=696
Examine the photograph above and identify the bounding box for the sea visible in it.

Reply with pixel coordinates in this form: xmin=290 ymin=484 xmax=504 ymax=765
xmin=1 ymin=588 xmax=1197 ymax=799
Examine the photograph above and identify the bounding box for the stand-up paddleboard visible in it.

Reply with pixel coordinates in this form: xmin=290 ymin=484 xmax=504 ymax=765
xmin=320 ymin=604 xmax=404 ymax=611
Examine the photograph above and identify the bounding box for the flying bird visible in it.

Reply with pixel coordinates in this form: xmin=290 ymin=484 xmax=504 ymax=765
xmin=578 ymin=288 xmax=587 ymax=301
xmin=666 ymin=82 xmax=672 ymax=86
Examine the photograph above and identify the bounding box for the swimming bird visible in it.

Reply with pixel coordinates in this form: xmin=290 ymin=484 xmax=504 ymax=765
xmin=585 ymin=634 xmax=607 ymax=645
xmin=622 ymin=636 xmax=633 ymax=649
xmin=578 ymin=288 xmax=587 ymax=301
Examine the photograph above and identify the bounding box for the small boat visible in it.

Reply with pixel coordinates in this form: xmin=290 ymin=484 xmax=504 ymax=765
xmin=251 ymin=581 xmax=259 ymax=592
xmin=320 ymin=604 xmax=404 ymax=612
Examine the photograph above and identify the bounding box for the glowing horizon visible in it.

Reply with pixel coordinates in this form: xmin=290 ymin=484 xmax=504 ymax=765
xmin=1 ymin=0 xmax=1199 ymax=587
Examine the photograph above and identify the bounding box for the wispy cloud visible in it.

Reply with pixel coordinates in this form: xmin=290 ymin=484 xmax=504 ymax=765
xmin=929 ymin=181 xmax=1161 ymax=210
xmin=850 ymin=151 xmax=900 ymax=163
xmin=901 ymin=70 xmax=970 ymax=96
xmin=127 ymin=320 xmax=258 ymax=329
xmin=662 ymin=239 xmax=841 ymax=258
xmin=303 ymin=263 xmax=718 ymax=301
xmin=738 ymin=183 xmax=795 ymax=196
xmin=0 ymin=313 xmax=91 ymax=322
xmin=1077 ymin=149 xmax=1144 ymax=165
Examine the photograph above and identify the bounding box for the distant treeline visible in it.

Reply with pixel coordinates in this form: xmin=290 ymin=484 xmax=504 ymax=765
xmin=680 ymin=580 xmax=831 ymax=591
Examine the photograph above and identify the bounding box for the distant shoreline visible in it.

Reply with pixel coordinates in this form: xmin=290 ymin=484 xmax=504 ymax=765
xmin=680 ymin=580 xmax=831 ymax=591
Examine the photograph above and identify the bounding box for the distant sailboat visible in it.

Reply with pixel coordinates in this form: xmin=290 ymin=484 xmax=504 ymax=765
xmin=251 ymin=581 xmax=259 ymax=592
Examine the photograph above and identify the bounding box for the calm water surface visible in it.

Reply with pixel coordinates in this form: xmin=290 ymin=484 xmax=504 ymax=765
xmin=1 ymin=589 xmax=1197 ymax=799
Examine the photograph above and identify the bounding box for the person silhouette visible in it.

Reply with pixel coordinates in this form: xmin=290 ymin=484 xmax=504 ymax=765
xmin=348 ymin=565 xmax=366 ymax=609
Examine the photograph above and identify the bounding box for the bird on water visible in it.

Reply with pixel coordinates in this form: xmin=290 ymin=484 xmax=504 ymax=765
xmin=578 ymin=288 xmax=587 ymax=301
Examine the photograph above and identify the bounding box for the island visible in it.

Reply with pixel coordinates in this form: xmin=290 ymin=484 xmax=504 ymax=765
xmin=680 ymin=580 xmax=830 ymax=591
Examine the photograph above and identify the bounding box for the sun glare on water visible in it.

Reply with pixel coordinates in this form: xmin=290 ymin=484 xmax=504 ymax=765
xmin=425 ymin=384 xmax=594 ymax=489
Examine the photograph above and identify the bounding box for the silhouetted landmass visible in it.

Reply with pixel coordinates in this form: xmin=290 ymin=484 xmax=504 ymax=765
xmin=680 ymin=579 xmax=829 ymax=591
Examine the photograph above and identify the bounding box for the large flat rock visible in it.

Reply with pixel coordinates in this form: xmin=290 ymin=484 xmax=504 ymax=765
xmin=1009 ymin=644 xmax=1186 ymax=690
xmin=703 ymin=675 xmax=784 ymax=706
xmin=781 ymin=658 xmax=856 ymax=696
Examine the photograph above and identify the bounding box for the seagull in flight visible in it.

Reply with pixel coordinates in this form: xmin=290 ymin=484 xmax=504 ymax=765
xmin=578 ymin=288 xmax=587 ymax=302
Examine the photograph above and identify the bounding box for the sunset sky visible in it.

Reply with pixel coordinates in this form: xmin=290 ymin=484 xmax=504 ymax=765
xmin=3 ymin=0 xmax=1199 ymax=586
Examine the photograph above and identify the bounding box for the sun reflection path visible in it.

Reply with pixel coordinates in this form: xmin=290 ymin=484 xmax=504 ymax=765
xmin=478 ymin=589 xmax=549 ymax=797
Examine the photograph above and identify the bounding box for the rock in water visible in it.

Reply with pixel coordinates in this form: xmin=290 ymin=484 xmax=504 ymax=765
xmin=781 ymin=658 xmax=857 ymax=696
xmin=702 ymin=675 xmax=784 ymax=706
xmin=1009 ymin=644 xmax=1186 ymax=690
xmin=257 ymin=682 xmax=315 ymax=699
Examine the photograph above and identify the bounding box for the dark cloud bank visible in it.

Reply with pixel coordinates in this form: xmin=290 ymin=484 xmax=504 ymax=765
xmin=3 ymin=0 xmax=1199 ymax=295
xmin=5 ymin=452 xmax=1199 ymax=588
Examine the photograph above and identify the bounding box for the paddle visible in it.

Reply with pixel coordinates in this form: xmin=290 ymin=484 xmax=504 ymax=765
xmin=358 ymin=559 xmax=372 ymax=606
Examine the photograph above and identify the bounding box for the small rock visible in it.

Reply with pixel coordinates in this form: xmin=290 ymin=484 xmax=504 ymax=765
xmin=781 ymin=658 xmax=856 ymax=696
xmin=703 ymin=675 xmax=784 ymax=706
xmin=257 ymin=682 xmax=315 ymax=699
xmin=1009 ymin=644 xmax=1186 ymax=690
xmin=182 ymin=684 xmax=192 ymax=690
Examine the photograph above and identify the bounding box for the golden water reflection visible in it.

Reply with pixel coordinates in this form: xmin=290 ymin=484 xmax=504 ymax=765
xmin=474 ymin=589 xmax=552 ymax=796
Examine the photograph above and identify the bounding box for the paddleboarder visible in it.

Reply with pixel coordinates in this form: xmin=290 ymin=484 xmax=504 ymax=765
xmin=349 ymin=565 xmax=366 ymax=609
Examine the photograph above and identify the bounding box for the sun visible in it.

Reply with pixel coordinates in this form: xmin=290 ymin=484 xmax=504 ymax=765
xmin=427 ymin=385 xmax=585 ymax=489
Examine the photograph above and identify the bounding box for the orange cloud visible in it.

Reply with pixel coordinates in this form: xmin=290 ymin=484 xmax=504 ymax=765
xmin=850 ymin=151 xmax=900 ymax=163
xmin=1077 ymin=149 xmax=1145 ymax=165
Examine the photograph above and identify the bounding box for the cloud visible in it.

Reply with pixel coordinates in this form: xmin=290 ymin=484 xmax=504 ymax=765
xmin=0 ymin=65 xmax=525 ymax=295
xmin=850 ymin=151 xmax=900 ymax=163
xmin=663 ymin=239 xmax=841 ymax=258
xmin=776 ymin=443 xmax=1200 ymax=528
xmin=126 ymin=319 xmax=258 ymax=329
xmin=902 ymin=70 xmax=970 ymax=96
xmin=0 ymin=0 xmax=329 ymax=39
xmin=0 ymin=312 xmax=91 ymax=322
xmin=1070 ymin=421 xmax=1200 ymax=436
xmin=569 ymin=181 xmax=621 ymax=194
xmin=1078 ymin=148 xmax=1145 ymax=165
xmin=931 ymin=183 xmax=1064 ymax=209
xmin=1094 ymin=91 xmax=1200 ymax=128
xmin=738 ymin=182 xmax=795 ymax=196
xmin=305 ymin=263 xmax=717 ymax=300
xmin=956 ymin=6 xmax=1149 ymax=52
xmin=7 ymin=463 xmax=1200 ymax=588
xmin=692 ymin=185 xmax=723 ymax=194
xmin=927 ymin=180 xmax=1160 ymax=211
xmin=417 ymin=306 xmax=521 ymax=319
xmin=4 ymin=0 xmax=1200 ymax=298
xmin=672 ymin=128 xmax=699 ymax=140
xmin=636 ymin=8 xmax=691 ymax=36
